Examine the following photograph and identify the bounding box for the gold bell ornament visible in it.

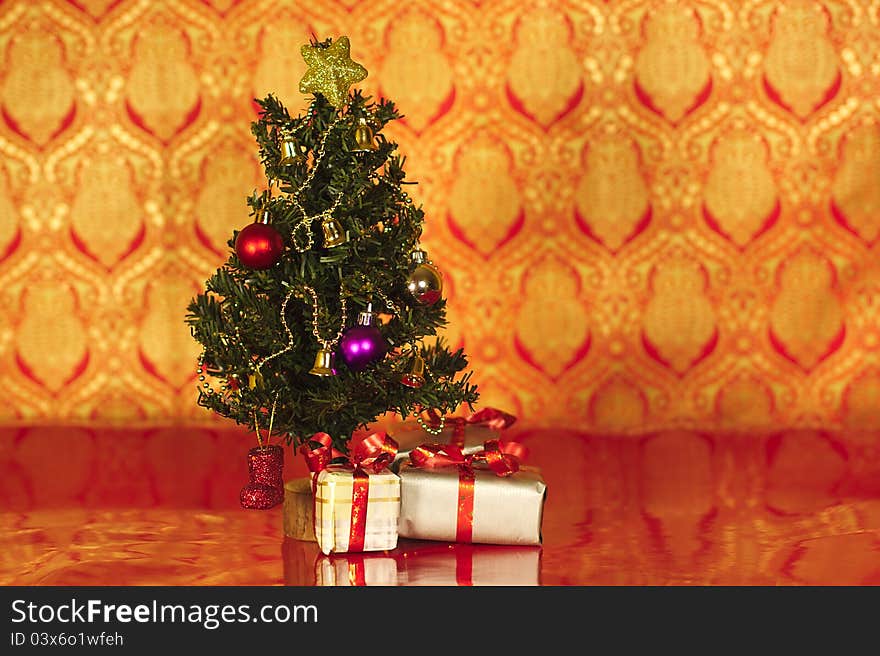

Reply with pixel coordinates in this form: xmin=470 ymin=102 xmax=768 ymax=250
xmin=248 ymin=369 xmax=264 ymax=390
xmin=321 ymin=215 xmax=347 ymax=248
xmin=278 ymin=133 xmax=301 ymax=166
xmin=352 ymin=117 xmax=377 ymax=152
xmin=406 ymin=249 xmax=443 ymax=305
xmin=309 ymin=348 xmax=337 ymax=376
xmin=400 ymin=351 xmax=426 ymax=388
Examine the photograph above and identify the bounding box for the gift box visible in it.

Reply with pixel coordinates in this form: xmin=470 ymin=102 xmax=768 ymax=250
xmin=391 ymin=407 xmax=517 ymax=469
xmin=315 ymin=552 xmax=399 ymax=586
xmin=314 ymin=466 xmax=400 ymax=555
xmin=397 ymin=442 xmax=546 ymax=546
xmin=396 ymin=542 xmax=542 ymax=586
xmin=301 ymin=431 xmax=401 ymax=556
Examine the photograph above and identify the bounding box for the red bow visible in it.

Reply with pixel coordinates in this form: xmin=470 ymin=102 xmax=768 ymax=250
xmin=426 ymin=407 xmax=517 ymax=431
xmin=464 ymin=407 xmax=517 ymax=430
xmin=300 ymin=432 xmax=337 ymax=475
xmin=346 ymin=431 xmax=399 ymax=474
xmin=424 ymin=407 xmax=516 ymax=448
xmin=410 ymin=439 xmax=525 ymax=477
xmin=300 ymin=431 xmax=398 ymax=475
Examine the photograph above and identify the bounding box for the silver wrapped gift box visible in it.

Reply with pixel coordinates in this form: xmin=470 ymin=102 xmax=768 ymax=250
xmin=397 ymin=462 xmax=546 ymax=545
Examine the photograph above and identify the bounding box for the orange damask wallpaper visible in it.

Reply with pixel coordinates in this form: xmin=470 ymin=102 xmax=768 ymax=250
xmin=1 ymin=0 xmax=880 ymax=432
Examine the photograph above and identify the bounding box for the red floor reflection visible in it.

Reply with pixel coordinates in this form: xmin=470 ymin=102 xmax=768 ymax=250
xmin=1 ymin=426 xmax=879 ymax=585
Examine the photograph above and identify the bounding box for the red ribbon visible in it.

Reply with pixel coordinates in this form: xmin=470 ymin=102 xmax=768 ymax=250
xmin=343 ymin=432 xmax=397 ymax=552
xmin=299 ymin=433 xmax=342 ymax=483
xmin=409 ymin=439 xmax=525 ymax=543
xmin=301 ymin=431 xmax=398 ymax=552
xmin=347 ymin=431 xmax=399 ymax=474
xmin=425 ymin=407 xmax=517 ymax=447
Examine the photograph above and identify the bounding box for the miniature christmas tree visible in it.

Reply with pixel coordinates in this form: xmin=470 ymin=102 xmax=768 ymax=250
xmin=186 ymin=36 xmax=478 ymax=455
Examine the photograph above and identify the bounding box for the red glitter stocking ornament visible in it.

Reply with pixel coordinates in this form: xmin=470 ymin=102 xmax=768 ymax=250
xmin=240 ymin=444 xmax=284 ymax=510
xmin=240 ymin=400 xmax=284 ymax=510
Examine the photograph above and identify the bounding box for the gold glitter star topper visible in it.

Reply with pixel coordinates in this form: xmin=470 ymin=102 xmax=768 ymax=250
xmin=299 ymin=36 xmax=368 ymax=107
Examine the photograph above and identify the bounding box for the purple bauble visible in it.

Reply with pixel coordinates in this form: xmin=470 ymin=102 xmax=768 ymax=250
xmin=339 ymin=325 xmax=388 ymax=372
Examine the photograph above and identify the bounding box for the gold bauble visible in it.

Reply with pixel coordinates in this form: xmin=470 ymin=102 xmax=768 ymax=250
xmin=407 ymin=251 xmax=443 ymax=305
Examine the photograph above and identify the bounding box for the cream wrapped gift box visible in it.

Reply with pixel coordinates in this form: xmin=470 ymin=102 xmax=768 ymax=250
xmin=397 ymin=441 xmax=546 ymax=545
xmin=391 ymin=408 xmax=517 ymax=469
xmin=314 ymin=466 xmax=399 ymax=555
xmin=301 ymin=431 xmax=401 ymax=556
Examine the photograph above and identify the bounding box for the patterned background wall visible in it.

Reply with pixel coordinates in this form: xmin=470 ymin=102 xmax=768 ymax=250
xmin=1 ymin=0 xmax=880 ymax=432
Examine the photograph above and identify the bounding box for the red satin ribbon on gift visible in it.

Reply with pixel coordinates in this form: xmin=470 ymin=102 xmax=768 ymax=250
xmin=409 ymin=439 xmax=526 ymax=543
xmin=299 ymin=433 xmax=342 ymax=484
xmin=300 ymin=431 xmax=398 ymax=552
xmin=425 ymin=407 xmax=516 ymax=447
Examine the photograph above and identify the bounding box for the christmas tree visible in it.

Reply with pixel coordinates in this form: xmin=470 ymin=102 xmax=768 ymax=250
xmin=186 ymin=36 xmax=478 ymax=453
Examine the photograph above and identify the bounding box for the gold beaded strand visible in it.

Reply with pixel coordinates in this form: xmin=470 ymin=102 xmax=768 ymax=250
xmin=416 ymin=413 xmax=445 ymax=436
xmin=253 ymin=284 xmax=348 ymax=377
xmin=288 ymin=116 xmax=344 ymax=252
xmin=374 ymin=288 xmax=401 ymax=316
xmin=254 ymin=289 xmax=297 ymax=377
xmin=303 ymin=284 xmax=348 ymax=350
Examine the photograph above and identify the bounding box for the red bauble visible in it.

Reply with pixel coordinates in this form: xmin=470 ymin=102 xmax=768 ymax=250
xmin=235 ymin=222 xmax=284 ymax=270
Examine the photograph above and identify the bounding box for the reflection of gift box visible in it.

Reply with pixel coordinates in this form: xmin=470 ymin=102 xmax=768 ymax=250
xmin=391 ymin=408 xmax=517 ymax=468
xmin=315 ymin=553 xmax=399 ymax=586
xmin=398 ymin=458 xmax=546 ymax=545
xmin=396 ymin=542 xmax=542 ymax=586
xmin=314 ymin=467 xmax=400 ymax=555
xmin=282 ymin=478 xmax=316 ymax=542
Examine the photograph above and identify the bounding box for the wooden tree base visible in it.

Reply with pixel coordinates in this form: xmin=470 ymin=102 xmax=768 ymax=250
xmin=282 ymin=477 xmax=316 ymax=542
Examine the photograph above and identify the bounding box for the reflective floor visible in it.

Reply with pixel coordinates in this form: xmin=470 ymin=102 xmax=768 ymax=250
xmin=1 ymin=426 xmax=879 ymax=585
